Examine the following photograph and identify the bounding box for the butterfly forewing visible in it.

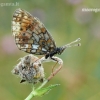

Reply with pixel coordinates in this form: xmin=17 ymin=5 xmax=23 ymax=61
xmin=12 ymin=8 xmax=56 ymax=55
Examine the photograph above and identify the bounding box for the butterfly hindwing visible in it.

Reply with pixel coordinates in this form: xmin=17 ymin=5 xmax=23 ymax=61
xmin=12 ymin=8 xmax=56 ymax=55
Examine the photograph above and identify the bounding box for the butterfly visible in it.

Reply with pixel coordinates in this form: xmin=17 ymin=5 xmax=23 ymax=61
xmin=12 ymin=8 xmax=81 ymax=59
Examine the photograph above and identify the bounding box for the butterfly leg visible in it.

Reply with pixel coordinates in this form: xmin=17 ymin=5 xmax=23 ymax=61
xmin=47 ymin=56 xmax=63 ymax=81
xmin=50 ymin=57 xmax=58 ymax=73
xmin=37 ymin=56 xmax=63 ymax=81
xmin=51 ymin=61 xmax=58 ymax=73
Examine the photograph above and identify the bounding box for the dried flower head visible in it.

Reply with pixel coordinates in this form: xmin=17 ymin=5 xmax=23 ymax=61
xmin=12 ymin=54 xmax=45 ymax=84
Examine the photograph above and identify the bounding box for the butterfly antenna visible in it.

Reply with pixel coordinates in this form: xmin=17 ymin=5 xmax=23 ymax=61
xmin=59 ymin=38 xmax=81 ymax=54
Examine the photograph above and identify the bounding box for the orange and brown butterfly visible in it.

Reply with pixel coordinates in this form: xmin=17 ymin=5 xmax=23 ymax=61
xmin=12 ymin=8 xmax=81 ymax=59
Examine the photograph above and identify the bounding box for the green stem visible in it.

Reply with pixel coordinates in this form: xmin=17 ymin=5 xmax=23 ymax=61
xmin=37 ymin=80 xmax=48 ymax=90
xmin=25 ymin=80 xmax=48 ymax=100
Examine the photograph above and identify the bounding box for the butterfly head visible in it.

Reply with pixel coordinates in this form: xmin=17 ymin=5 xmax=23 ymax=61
xmin=56 ymin=47 xmax=64 ymax=55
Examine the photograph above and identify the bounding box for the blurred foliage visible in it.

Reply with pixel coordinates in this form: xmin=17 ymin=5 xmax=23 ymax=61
xmin=0 ymin=0 xmax=100 ymax=100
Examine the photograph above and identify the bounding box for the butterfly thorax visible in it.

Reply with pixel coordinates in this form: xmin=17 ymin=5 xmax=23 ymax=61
xmin=45 ymin=47 xmax=64 ymax=59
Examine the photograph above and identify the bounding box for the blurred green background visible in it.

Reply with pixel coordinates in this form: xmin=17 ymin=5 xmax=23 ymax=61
xmin=0 ymin=0 xmax=100 ymax=100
